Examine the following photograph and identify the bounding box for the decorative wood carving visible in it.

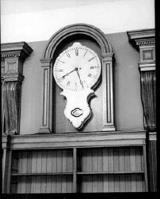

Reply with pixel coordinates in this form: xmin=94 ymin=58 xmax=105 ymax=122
xmin=40 ymin=23 xmax=115 ymax=133
xmin=2 ymin=81 xmax=22 ymax=134
xmin=1 ymin=42 xmax=33 ymax=135
xmin=140 ymin=71 xmax=156 ymax=131
xmin=128 ymin=29 xmax=156 ymax=192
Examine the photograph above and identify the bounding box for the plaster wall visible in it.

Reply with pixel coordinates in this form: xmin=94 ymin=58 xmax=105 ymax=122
xmin=1 ymin=0 xmax=154 ymax=43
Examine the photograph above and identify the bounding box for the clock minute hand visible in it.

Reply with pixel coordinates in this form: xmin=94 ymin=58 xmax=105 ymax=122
xmin=76 ymin=68 xmax=84 ymax=88
xmin=62 ymin=68 xmax=76 ymax=78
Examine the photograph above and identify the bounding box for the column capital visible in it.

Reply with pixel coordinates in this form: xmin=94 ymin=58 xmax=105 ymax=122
xmin=127 ymin=29 xmax=155 ymax=71
xmin=1 ymin=42 xmax=33 ymax=82
xmin=127 ymin=29 xmax=155 ymax=47
xmin=1 ymin=42 xmax=33 ymax=61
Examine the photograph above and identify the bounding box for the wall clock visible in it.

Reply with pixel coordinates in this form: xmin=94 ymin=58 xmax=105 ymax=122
xmin=53 ymin=42 xmax=101 ymax=129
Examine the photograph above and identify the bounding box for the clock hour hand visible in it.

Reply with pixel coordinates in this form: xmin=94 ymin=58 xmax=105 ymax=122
xmin=61 ymin=68 xmax=76 ymax=78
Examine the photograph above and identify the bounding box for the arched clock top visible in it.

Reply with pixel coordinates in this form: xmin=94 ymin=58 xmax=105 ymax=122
xmin=42 ymin=23 xmax=113 ymax=61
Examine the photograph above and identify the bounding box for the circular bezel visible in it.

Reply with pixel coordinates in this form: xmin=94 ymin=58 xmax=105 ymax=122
xmin=53 ymin=42 xmax=101 ymax=91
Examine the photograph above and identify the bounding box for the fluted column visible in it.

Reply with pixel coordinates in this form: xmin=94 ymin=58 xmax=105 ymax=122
xmin=128 ymin=29 xmax=156 ymax=192
xmin=140 ymin=71 xmax=156 ymax=131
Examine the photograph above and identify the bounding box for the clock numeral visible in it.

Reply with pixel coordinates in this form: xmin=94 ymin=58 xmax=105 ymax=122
xmin=88 ymin=56 xmax=96 ymax=62
xmin=57 ymin=59 xmax=65 ymax=63
xmin=83 ymin=50 xmax=88 ymax=57
xmin=58 ymin=77 xmax=63 ymax=82
xmin=88 ymin=73 xmax=92 ymax=77
xmin=75 ymin=82 xmax=78 ymax=89
xmin=55 ymin=69 xmax=64 ymax=72
xmin=66 ymin=81 xmax=70 ymax=86
xmin=82 ymin=80 xmax=88 ymax=87
xmin=66 ymin=52 xmax=71 ymax=58
xmin=75 ymin=48 xmax=79 ymax=56
xmin=90 ymin=66 xmax=98 ymax=69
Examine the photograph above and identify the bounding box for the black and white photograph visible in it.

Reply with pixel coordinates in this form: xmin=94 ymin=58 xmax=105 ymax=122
xmin=1 ymin=0 xmax=156 ymax=195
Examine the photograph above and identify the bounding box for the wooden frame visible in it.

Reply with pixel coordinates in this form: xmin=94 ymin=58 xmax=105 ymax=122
xmin=39 ymin=23 xmax=115 ymax=133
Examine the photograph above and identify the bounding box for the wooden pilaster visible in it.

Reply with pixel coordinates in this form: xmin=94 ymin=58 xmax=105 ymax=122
xmin=127 ymin=29 xmax=156 ymax=192
xmin=1 ymin=42 xmax=33 ymax=135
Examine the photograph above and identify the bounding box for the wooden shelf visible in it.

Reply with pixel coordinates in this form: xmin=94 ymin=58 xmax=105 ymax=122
xmin=77 ymin=171 xmax=144 ymax=175
xmin=11 ymin=172 xmax=73 ymax=177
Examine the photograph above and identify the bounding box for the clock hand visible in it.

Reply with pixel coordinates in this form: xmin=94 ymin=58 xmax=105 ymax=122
xmin=76 ymin=68 xmax=84 ymax=88
xmin=61 ymin=68 xmax=76 ymax=78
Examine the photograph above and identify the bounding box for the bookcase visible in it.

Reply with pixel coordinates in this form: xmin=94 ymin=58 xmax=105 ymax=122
xmin=10 ymin=146 xmax=146 ymax=193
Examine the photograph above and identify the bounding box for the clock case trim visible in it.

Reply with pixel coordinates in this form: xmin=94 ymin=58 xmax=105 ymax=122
xmin=39 ymin=23 xmax=115 ymax=133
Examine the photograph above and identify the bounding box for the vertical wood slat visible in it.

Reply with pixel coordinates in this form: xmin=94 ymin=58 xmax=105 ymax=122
xmin=130 ymin=148 xmax=136 ymax=172
xmin=131 ymin=174 xmax=136 ymax=192
xmin=52 ymin=176 xmax=57 ymax=193
xmin=108 ymin=175 xmax=114 ymax=192
xmin=97 ymin=149 xmax=103 ymax=172
xmin=56 ymin=176 xmax=62 ymax=193
xmin=119 ymin=147 xmax=125 ymax=172
xmin=114 ymin=175 xmax=119 ymax=192
xmin=108 ymin=148 xmax=113 ymax=172
xmin=4 ymin=148 xmax=12 ymax=193
xmin=103 ymin=148 xmax=109 ymax=172
xmin=135 ymin=147 xmax=141 ymax=172
xmin=46 ymin=151 xmax=52 ymax=173
xmin=113 ymin=148 xmax=119 ymax=172
xmin=73 ymin=148 xmax=77 ymax=193
xmin=148 ymin=140 xmax=157 ymax=192
xmin=52 ymin=150 xmax=57 ymax=173
xmin=119 ymin=175 xmax=125 ymax=192
xmin=103 ymin=175 xmax=108 ymax=192
xmin=56 ymin=150 xmax=61 ymax=173
xmin=92 ymin=148 xmax=98 ymax=172
xmin=92 ymin=175 xmax=97 ymax=192
xmin=143 ymin=145 xmax=148 ymax=191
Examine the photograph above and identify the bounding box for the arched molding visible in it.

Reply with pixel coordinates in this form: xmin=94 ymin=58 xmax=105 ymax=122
xmin=40 ymin=23 xmax=115 ymax=133
xmin=42 ymin=23 xmax=113 ymax=61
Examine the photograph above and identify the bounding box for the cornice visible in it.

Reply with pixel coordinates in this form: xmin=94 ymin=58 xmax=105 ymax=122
xmin=127 ymin=29 xmax=155 ymax=48
xmin=1 ymin=42 xmax=33 ymax=61
xmin=127 ymin=29 xmax=155 ymax=39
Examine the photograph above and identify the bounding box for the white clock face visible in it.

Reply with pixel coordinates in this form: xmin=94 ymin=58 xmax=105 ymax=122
xmin=53 ymin=42 xmax=101 ymax=91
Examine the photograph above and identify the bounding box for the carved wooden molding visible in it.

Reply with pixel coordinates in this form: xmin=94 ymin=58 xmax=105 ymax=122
xmin=40 ymin=23 xmax=115 ymax=133
xmin=127 ymin=29 xmax=156 ymax=132
xmin=5 ymin=130 xmax=146 ymax=150
xmin=1 ymin=42 xmax=33 ymax=135
xmin=43 ymin=23 xmax=113 ymax=59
